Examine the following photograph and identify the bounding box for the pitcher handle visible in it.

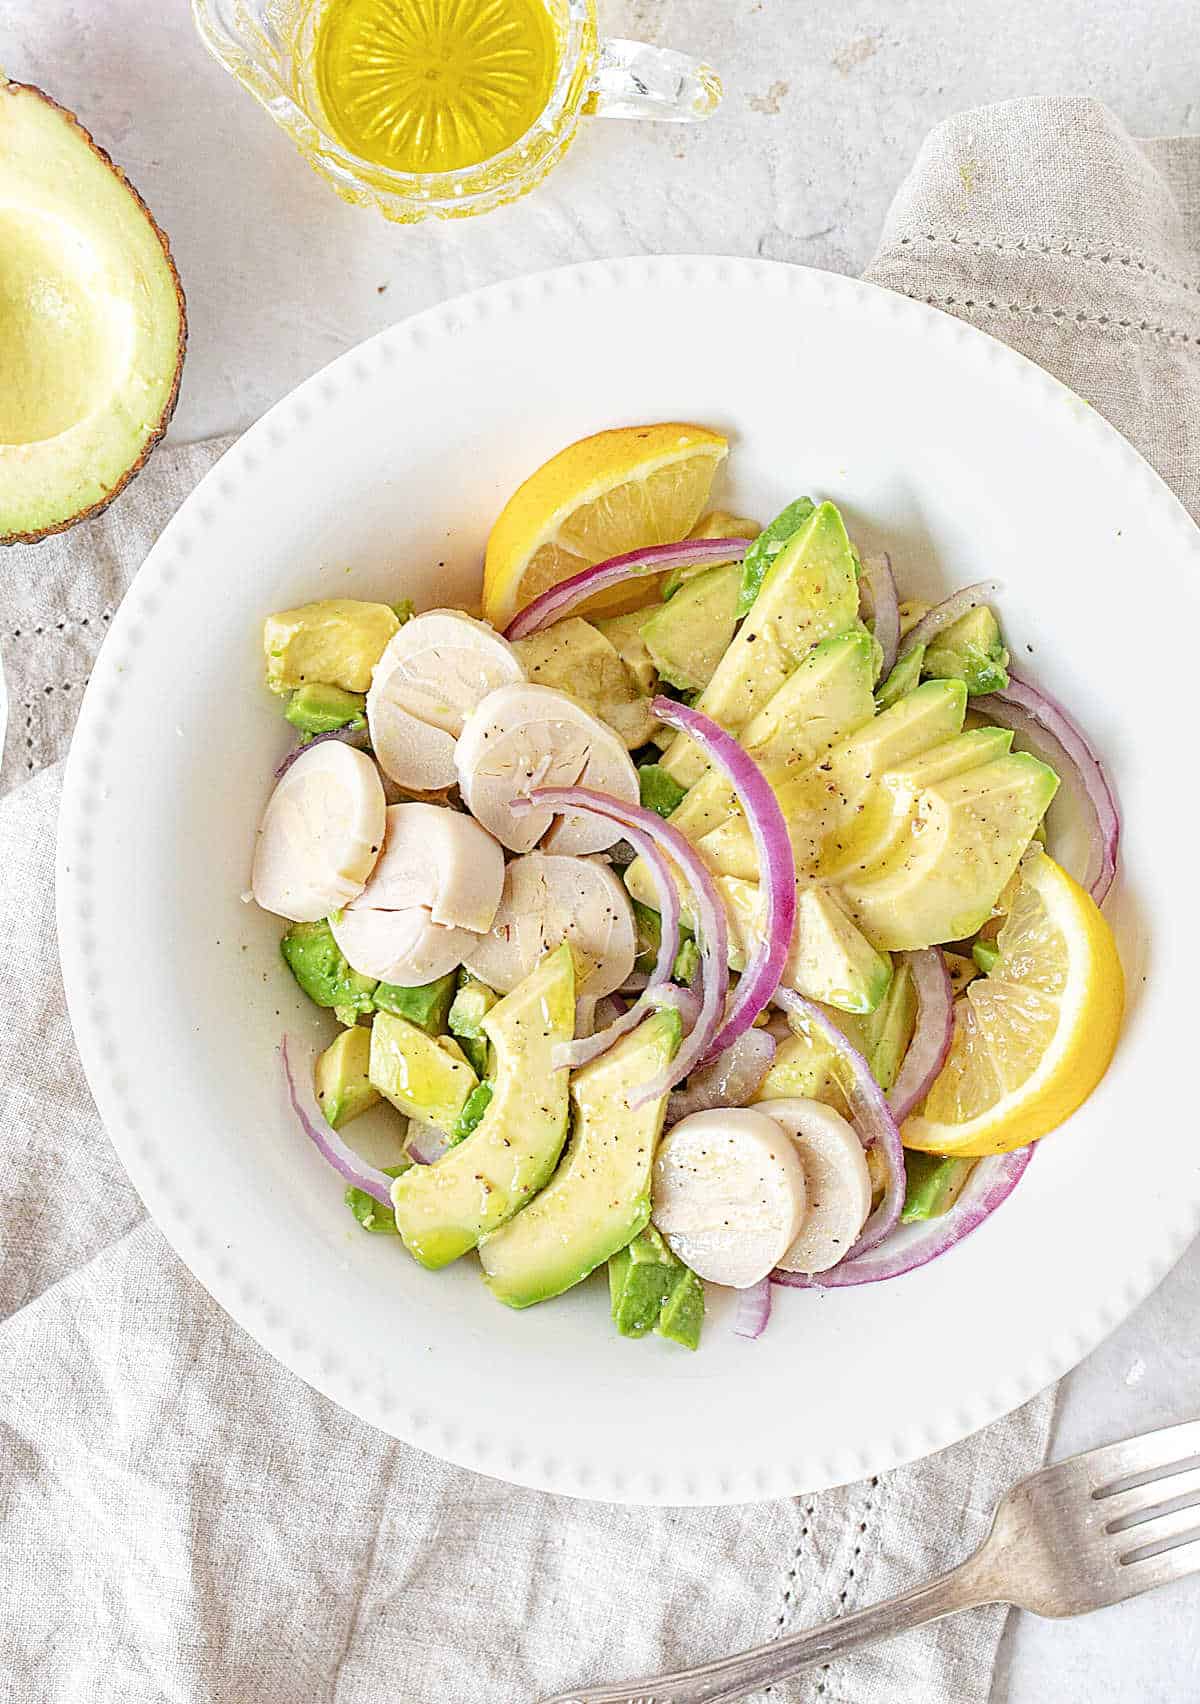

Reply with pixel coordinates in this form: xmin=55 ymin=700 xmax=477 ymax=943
xmin=585 ymin=38 xmax=722 ymax=122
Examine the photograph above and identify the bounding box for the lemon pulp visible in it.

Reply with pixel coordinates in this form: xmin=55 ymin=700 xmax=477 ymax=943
xmin=312 ymin=0 xmax=560 ymax=174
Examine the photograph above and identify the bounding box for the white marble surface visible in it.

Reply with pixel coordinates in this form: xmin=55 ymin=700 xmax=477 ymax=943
xmin=4 ymin=0 xmax=1199 ymax=1696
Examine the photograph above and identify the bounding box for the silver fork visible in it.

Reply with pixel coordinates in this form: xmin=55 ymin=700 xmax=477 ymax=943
xmin=540 ymin=1418 xmax=1200 ymax=1704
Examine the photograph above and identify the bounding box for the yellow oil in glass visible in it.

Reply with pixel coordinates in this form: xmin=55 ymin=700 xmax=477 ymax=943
xmin=311 ymin=0 xmax=561 ymax=174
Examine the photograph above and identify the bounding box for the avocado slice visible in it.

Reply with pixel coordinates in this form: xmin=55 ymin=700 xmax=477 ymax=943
xmin=622 ymin=630 xmax=876 ymax=910
xmin=841 ymin=752 xmax=1060 ymax=949
xmin=822 ymin=726 xmax=1014 ymax=885
xmin=512 ymin=615 xmax=656 ymax=749
xmin=656 ymin=1265 xmax=705 ymax=1350
xmin=972 ymin=940 xmax=1001 ymax=975
xmin=639 ymin=562 xmax=742 ymax=694
xmin=789 ymin=886 xmax=893 ymax=1014
xmin=902 ymin=1151 xmax=976 ymax=1221
xmin=607 ymin=1225 xmax=705 ymax=1347
xmin=0 ymin=80 xmax=186 ymax=545
xmin=314 ymin=1026 xmax=382 ymax=1129
xmin=638 ymin=762 xmax=689 ymax=820
xmin=593 ymin=607 xmax=660 ymax=696
xmin=390 ymin=944 xmax=575 ymax=1268
xmin=452 ymin=1079 xmax=494 ymax=1143
xmin=719 ymin=878 xmax=892 ymax=1014
xmin=694 ymin=679 xmax=969 ymax=884
xmin=875 ymin=643 xmax=925 ymax=710
xmin=368 ymin=1012 xmax=478 ymax=1134
xmin=285 ymin=682 xmax=367 ymax=737
xmin=838 ymin=959 xmax=918 ymax=1091
xmin=281 ymin=919 xmax=377 ymax=1015
xmin=448 ymin=975 xmax=497 ymax=1075
xmin=480 ymin=1005 xmax=681 ymax=1307
xmin=373 ymin=972 xmax=457 ymax=1036
xmin=922 ymin=605 xmax=1010 ymax=696
xmin=754 ymin=1027 xmax=841 ymax=1106
xmin=736 ymin=497 xmax=817 ymax=617
xmin=264 ymin=599 xmax=401 ymax=695
xmin=345 ymin=1163 xmax=408 ymax=1234
xmin=658 ymin=502 xmax=859 ymax=785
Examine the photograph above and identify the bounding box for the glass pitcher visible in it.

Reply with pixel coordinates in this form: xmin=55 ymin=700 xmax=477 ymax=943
xmin=192 ymin=0 xmax=722 ymax=223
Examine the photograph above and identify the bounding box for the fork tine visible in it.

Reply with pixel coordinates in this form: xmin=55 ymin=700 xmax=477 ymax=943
xmin=1078 ymin=1419 xmax=1200 ymax=1494
xmin=1115 ymin=1501 xmax=1200 ymax=1562
xmin=1099 ymin=1462 xmax=1200 ymax=1528
xmin=1117 ymin=1532 xmax=1200 ymax=1597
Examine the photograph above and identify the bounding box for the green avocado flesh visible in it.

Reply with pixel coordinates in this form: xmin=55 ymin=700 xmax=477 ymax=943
xmin=639 ymin=562 xmax=742 ymax=693
xmin=314 ymin=1026 xmax=380 ymax=1129
xmin=390 ymin=945 xmax=575 ymax=1268
xmin=281 ymin=920 xmax=377 ymax=1015
xmin=840 ymin=751 xmax=1060 ymax=949
xmin=638 ymin=762 xmax=688 ymax=820
xmin=480 ymin=1006 xmax=681 ymax=1307
xmin=658 ymin=502 xmax=859 ymax=785
xmin=285 ymin=682 xmax=366 ymax=736
xmin=264 ymin=599 xmax=400 ymax=695
xmin=922 ymin=605 xmax=1010 ymax=696
xmin=875 ymin=643 xmax=924 ymax=710
xmin=373 ymin=972 xmax=457 ymax=1035
xmin=369 ymin=1012 xmax=478 ymax=1133
xmin=737 ymin=497 xmax=816 ymax=617
xmin=608 ymin=1226 xmax=704 ymax=1349
xmin=0 ymin=81 xmax=185 ymax=544
xmin=902 ymin=1151 xmax=976 ymax=1221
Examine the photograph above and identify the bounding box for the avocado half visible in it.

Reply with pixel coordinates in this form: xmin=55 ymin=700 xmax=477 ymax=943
xmin=0 ymin=79 xmax=186 ymax=545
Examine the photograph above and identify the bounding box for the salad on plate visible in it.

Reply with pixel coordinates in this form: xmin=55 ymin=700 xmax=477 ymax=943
xmin=249 ymin=423 xmax=1124 ymax=1352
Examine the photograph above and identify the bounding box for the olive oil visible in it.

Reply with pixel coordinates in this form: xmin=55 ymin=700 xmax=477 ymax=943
xmin=310 ymin=0 xmax=561 ymax=174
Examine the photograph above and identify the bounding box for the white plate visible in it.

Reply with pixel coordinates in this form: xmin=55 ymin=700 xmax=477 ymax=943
xmin=58 ymin=257 xmax=1200 ymax=1505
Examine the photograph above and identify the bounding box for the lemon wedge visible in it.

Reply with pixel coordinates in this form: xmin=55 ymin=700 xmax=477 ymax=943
xmin=482 ymin=423 xmax=728 ymax=627
xmin=902 ymin=849 xmax=1123 ymax=1156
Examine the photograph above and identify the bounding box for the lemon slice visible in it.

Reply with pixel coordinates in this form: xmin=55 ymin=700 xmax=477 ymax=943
xmin=483 ymin=423 xmax=728 ymax=627
xmin=902 ymin=849 xmax=1124 ymax=1156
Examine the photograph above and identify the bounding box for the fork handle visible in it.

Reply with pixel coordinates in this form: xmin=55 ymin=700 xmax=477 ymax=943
xmin=540 ymin=1549 xmax=1000 ymax=1704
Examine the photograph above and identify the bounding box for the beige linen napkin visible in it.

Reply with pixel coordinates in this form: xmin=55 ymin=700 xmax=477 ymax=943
xmin=1 ymin=97 xmax=1196 ymax=1704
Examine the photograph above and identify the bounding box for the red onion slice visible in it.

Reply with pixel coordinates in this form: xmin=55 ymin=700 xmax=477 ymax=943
xmin=667 ymin=1026 xmax=776 ymax=1123
xmin=274 ymin=723 xmax=370 ymax=780
xmin=280 ymin=1034 xmax=393 ymax=1205
xmin=859 ymin=552 xmax=900 ymax=677
xmin=733 ymin=1276 xmax=772 ymax=1340
xmin=901 ymin=580 xmax=1001 ymax=659
xmin=512 ymin=786 xmax=728 ymax=1103
xmin=505 ymin=537 xmax=752 ymax=641
xmin=772 ymin=1145 xmax=1034 ymax=1288
xmin=773 ymin=988 xmax=906 ymax=1261
xmin=405 ymin=1118 xmax=450 ymax=1166
xmin=975 ymin=672 xmax=1120 ymax=905
xmin=554 ymin=823 xmax=681 ymax=1070
xmin=888 ymin=948 xmax=955 ymax=1123
xmin=651 ymin=697 xmax=797 ymax=1063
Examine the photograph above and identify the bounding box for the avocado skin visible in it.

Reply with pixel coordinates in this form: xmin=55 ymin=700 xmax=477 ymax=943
xmin=0 ymin=82 xmax=187 ymax=546
xmin=285 ymin=682 xmax=366 ymax=737
xmin=901 ymin=1151 xmax=976 ymax=1221
xmin=281 ymin=920 xmax=377 ymax=1015
xmin=638 ymin=762 xmax=688 ymax=819
xmin=737 ymin=497 xmax=816 ymax=617
xmin=373 ymin=972 xmax=457 ymax=1035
